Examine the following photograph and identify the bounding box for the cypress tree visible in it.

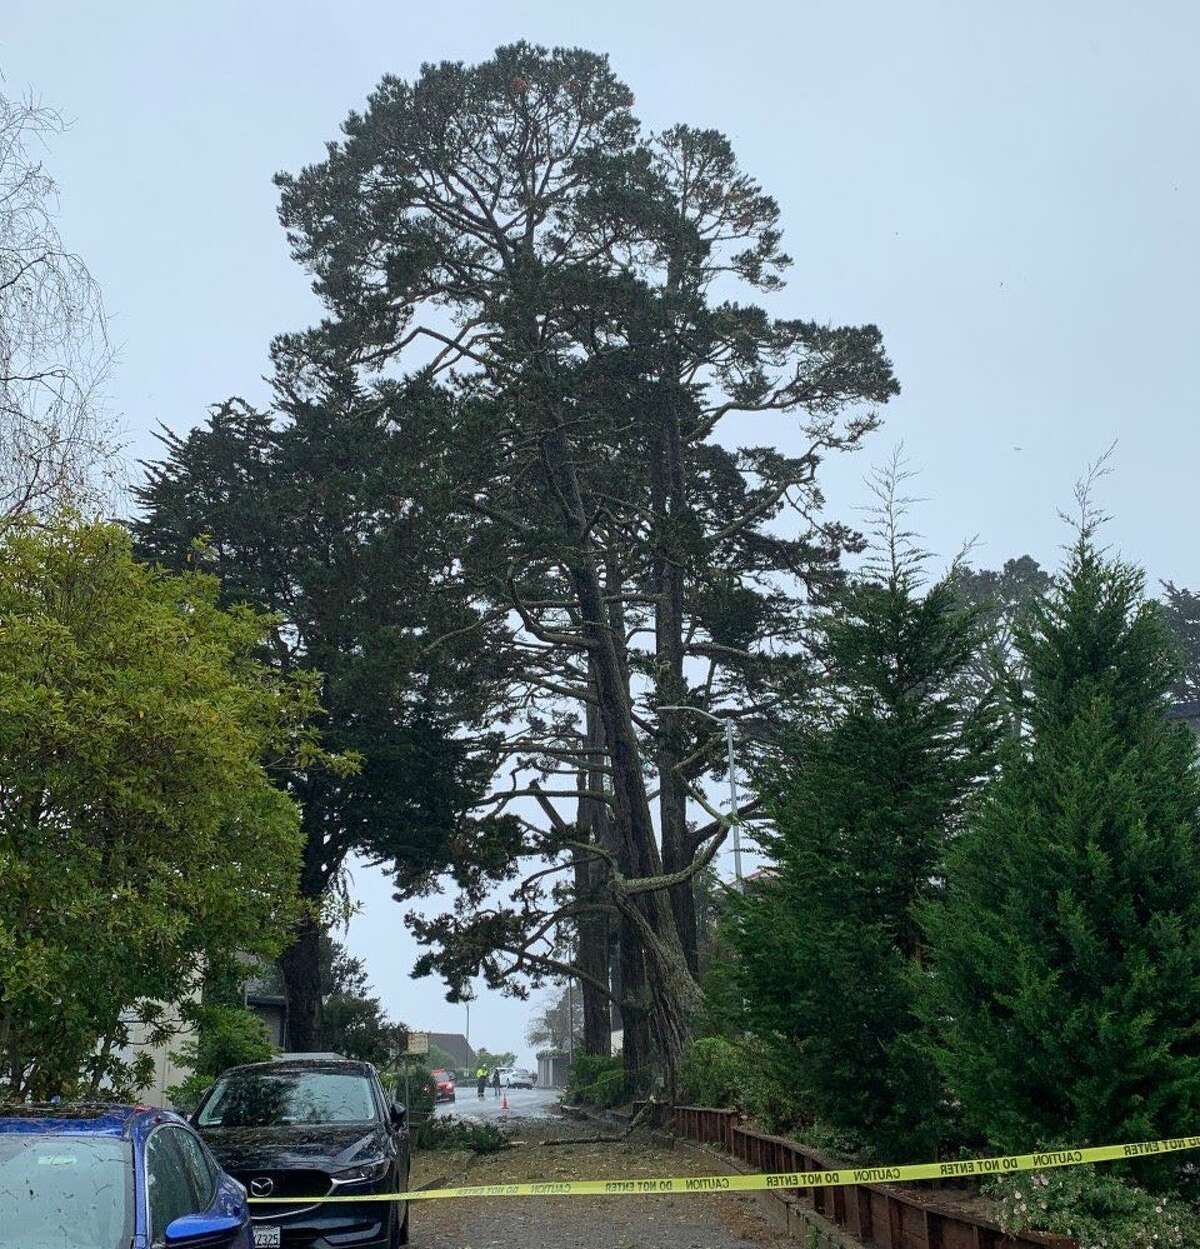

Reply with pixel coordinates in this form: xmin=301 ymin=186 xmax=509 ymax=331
xmin=920 ymin=518 xmax=1200 ymax=1182
xmin=727 ymin=471 xmax=1000 ymax=1157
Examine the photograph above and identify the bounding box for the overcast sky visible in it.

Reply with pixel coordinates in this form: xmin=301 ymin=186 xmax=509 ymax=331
xmin=7 ymin=1 xmax=1198 ymax=1065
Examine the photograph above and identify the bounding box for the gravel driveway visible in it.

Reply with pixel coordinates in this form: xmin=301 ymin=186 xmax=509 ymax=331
xmin=410 ymin=1119 xmax=790 ymax=1249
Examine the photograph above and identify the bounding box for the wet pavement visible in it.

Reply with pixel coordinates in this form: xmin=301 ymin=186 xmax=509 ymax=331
xmin=435 ymin=1084 xmax=561 ymax=1122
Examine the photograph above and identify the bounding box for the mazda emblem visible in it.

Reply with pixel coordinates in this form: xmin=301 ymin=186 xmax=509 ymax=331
xmin=250 ymin=1176 xmax=274 ymax=1197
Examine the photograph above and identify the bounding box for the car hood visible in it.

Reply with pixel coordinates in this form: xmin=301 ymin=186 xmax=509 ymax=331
xmin=200 ymin=1123 xmax=387 ymax=1171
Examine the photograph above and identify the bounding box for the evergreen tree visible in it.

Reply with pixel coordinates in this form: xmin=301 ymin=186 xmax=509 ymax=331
xmin=920 ymin=515 xmax=1200 ymax=1184
xmin=726 ymin=467 xmax=1000 ymax=1157
xmin=274 ymin=42 xmax=897 ymax=1087
xmin=134 ymin=379 xmax=516 ymax=1047
xmin=1159 ymin=581 xmax=1200 ymax=704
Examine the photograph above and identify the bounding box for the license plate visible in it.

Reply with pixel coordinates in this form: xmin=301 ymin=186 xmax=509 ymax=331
xmin=253 ymin=1227 xmax=281 ymax=1248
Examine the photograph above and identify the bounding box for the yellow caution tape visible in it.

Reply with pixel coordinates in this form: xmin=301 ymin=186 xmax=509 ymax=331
xmin=247 ymin=1133 xmax=1200 ymax=1203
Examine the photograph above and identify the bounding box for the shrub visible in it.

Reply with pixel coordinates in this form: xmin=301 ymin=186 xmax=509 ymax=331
xmin=418 ymin=1115 xmax=508 ymax=1153
xmin=167 ymin=1005 xmax=274 ymax=1114
xmin=739 ymin=1044 xmax=811 ymax=1136
xmin=565 ymin=1054 xmax=626 ymax=1107
xmin=678 ymin=1037 xmax=745 ymax=1109
xmin=986 ymin=1169 xmax=1200 ymax=1249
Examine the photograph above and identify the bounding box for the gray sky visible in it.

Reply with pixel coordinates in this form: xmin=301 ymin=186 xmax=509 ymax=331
xmin=7 ymin=1 xmax=1199 ymax=1065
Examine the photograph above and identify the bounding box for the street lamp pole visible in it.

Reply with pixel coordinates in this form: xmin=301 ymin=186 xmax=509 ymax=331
xmin=659 ymin=705 xmax=743 ymax=885
xmin=724 ymin=717 xmax=742 ymax=885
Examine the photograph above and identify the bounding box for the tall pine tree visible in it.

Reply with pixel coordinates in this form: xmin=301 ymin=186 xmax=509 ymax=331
xmin=920 ymin=510 xmax=1200 ymax=1182
xmin=727 ymin=465 xmax=999 ymax=1157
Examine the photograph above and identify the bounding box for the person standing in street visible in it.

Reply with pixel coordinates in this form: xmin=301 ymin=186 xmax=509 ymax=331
xmin=476 ymin=1067 xmax=487 ymax=1099
xmin=492 ymin=1068 xmax=501 ymax=1097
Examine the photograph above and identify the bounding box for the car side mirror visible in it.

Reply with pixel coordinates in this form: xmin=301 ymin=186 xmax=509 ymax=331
xmin=390 ymin=1101 xmax=407 ymax=1129
xmin=164 ymin=1212 xmax=245 ymax=1246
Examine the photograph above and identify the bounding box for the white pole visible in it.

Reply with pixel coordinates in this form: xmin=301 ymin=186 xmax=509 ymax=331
xmin=726 ymin=718 xmax=742 ymax=884
xmin=567 ymin=979 xmax=575 ymax=1059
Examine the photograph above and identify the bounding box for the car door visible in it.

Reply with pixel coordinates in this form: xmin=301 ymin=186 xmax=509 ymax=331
xmin=146 ymin=1127 xmax=201 ymax=1247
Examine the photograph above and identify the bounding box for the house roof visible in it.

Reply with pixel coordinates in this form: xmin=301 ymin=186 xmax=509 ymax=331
xmin=427 ymin=1033 xmax=477 ymax=1068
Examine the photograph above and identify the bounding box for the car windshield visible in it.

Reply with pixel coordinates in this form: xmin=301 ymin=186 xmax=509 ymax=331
xmin=198 ymin=1070 xmax=377 ymax=1127
xmin=0 ymin=1135 xmax=132 ymax=1249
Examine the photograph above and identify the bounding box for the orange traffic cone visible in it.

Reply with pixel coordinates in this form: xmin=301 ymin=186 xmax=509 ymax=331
xmin=501 ymin=1088 xmax=509 ymax=1111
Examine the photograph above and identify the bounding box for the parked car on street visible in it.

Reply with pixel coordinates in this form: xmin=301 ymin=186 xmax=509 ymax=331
xmin=194 ymin=1055 xmax=411 ymax=1248
xmin=430 ymin=1068 xmax=456 ymax=1102
xmin=496 ymin=1067 xmax=536 ymax=1089
xmin=0 ymin=1102 xmax=251 ymax=1248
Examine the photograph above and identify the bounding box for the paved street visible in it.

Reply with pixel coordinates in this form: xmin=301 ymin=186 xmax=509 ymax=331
xmin=435 ymin=1084 xmax=561 ymax=1122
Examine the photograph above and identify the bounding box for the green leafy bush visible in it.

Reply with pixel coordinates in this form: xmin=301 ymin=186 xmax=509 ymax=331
xmin=167 ymin=1005 xmax=274 ymax=1114
xmin=739 ymin=1048 xmax=810 ymax=1136
xmin=678 ymin=1037 xmax=745 ymax=1109
xmin=986 ymin=1169 xmax=1200 ymax=1249
xmin=565 ymin=1054 xmax=626 ymax=1107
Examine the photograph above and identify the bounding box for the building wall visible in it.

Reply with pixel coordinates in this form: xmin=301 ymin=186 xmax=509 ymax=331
xmin=117 ymin=999 xmax=198 ymax=1109
xmin=537 ymin=1053 xmax=572 ymax=1088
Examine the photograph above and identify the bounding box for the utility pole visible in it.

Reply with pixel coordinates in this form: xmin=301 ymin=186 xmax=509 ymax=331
xmin=566 ymin=979 xmax=575 ymax=1059
xmin=659 ymin=705 xmax=743 ymax=884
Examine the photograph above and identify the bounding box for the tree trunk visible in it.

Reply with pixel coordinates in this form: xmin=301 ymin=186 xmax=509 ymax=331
xmin=529 ymin=326 xmax=696 ymax=1091
xmin=618 ymin=916 xmax=651 ymax=1085
xmin=650 ymin=388 xmax=698 ymax=976
xmin=278 ymin=907 xmax=323 ymax=1052
xmin=575 ymin=696 xmax=613 ymax=1057
xmin=618 ymin=887 xmax=703 ymax=1094
xmin=649 ymin=286 xmax=699 ymax=984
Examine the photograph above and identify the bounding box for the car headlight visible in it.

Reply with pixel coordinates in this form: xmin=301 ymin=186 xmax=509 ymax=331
xmin=331 ymin=1158 xmax=391 ymax=1186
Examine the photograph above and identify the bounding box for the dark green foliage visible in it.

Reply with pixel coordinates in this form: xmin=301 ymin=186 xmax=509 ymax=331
xmin=318 ymin=937 xmax=406 ymax=1064
xmin=726 ymin=478 xmax=1000 ymax=1158
xmin=269 ymin=40 xmax=899 ymax=1084
xmin=417 ymin=1116 xmax=508 ymax=1153
xmin=565 ymin=1054 xmax=627 ymax=1107
xmin=737 ymin=1055 xmax=811 ymax=1137
xmin=678 ymin=1037 xmax=745 ymax=1109
xmin=920 ymin=527 xmax=1200 ymax=1186
xmin=425 ymin=1044 xmax=464 ymax=1075
xmin=133 ymin=385 xmax=517 ymax=1041
xmin=134 ymin=391 xmax=512 ymax=900
xmin=167 ymin=1006 xmax=274 ymax=1114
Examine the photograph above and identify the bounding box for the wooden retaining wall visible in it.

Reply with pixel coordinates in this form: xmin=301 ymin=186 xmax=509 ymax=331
xmin=666 ymin=1105 xmax=1074 ymax=1249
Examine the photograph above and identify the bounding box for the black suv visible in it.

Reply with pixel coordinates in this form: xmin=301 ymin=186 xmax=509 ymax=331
xmin=193 ymin=1055 xmax=411 ymax=1248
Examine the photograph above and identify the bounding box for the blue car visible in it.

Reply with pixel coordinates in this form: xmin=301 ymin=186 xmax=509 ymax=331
xmin=0 ymin=1103 xmax=252 ymax=1248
